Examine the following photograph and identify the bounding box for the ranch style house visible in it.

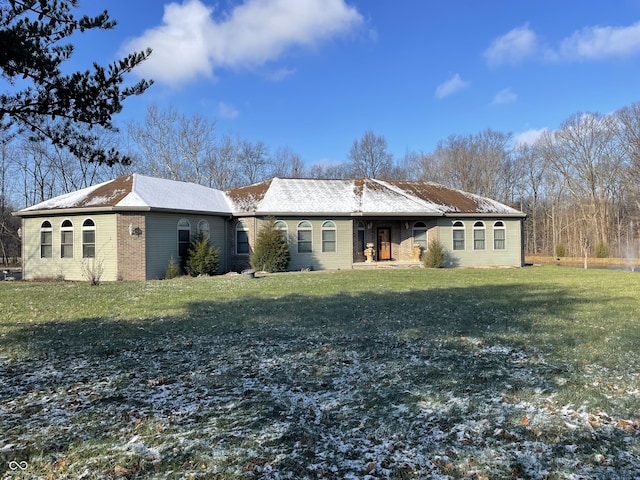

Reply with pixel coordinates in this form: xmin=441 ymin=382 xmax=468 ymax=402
xmin=14 ymin=174 xmax=526 ymax=281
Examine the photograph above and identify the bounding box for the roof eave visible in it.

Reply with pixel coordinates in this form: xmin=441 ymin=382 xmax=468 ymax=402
xmin=442 ymin=212 xmax=526 ymax=218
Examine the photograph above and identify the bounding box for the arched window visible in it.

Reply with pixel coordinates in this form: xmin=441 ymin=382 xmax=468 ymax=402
xmin=177 ymin=218 xmax=191 ymax=259
xmin=473 ymin=221 xmax=486 ymax=250
xmin=356 ymin=221 xmax=365 ymax=256
xmin=40 ymin=221 xmax=52 ymax=258
xmin=297 ymin=221 xmax=312 ymax=253
xmin=236 ymin=221 xmax=250 ymax=254
xmin=452 ymin=221 xmax=465 ymax=251
xmin=82 ymin=219 xmax=96 ymax=258
xmin=322 ymin=220 xmax=336 ymax=253
xmin=274 ymin=220 xmax=288 ymax=241
xmin=60 ymin=219 xmax=74 ymax=258
xmin=493 ymin=221 xmax=506 ymax=250
xmin=413 ymin=221 xmax=428 ymax=250
xmin=197 ymin=220 xmax=210 ymax=240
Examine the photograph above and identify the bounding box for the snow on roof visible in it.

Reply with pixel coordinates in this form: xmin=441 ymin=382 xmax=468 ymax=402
xmin=17 ymin=175 xmax=524 ymax=217
xmin=226 ymin=178 xmax=524 ymax=216
xmin=17 ymin=174 xmax=233 ymax=215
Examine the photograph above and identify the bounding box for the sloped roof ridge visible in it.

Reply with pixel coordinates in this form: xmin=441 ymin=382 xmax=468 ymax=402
xmin=369 ymin=178 xmax=446 ymax=211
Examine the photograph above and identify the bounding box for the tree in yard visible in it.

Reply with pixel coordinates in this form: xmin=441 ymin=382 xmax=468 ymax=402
xmin=422 ymin=239 xmax=446 ymax=268
xmin=0 ymin=0 xmax=153 ymax=165
xmin=348 ymin=129 xmax=393 ymax=178
xmin=184 ymin=234 xmax=220 ymax=277
xmin=250 ymin=218 xmax=290 ymax=273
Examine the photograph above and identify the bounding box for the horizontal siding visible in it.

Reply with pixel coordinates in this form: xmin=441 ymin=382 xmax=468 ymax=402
xmin=145 ymin=213 xmax=227 ymax=279
xmin=437 ymin=218 xmax=523 ymax=267
xmin=260 ymin=217 xmax=353 ymax=271
xmin=21 ymin=214 xmax=118 ymax=281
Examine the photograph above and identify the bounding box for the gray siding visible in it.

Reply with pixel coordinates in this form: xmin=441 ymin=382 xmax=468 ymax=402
xmin=145 ymin=213 xmax=228 ymax=279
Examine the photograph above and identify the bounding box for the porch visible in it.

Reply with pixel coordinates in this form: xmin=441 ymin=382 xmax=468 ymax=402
xmin=351 ymin=260 xmax=423 ymax=270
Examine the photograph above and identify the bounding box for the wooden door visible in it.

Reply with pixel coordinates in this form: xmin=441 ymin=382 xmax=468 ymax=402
xmin=378 ymin=228 xmax=391 ymax=261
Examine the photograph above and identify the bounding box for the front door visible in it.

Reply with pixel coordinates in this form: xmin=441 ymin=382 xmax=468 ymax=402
xmin=378 ymin=228 xmax=391 ymax=261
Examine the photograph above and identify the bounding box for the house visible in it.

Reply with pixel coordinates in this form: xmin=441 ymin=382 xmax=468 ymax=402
xmin=14 ymin=174 xmax=526 ymax=281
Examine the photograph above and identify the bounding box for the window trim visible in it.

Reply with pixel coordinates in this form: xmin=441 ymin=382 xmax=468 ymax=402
xmin=493 ymin=220 xmax=506 ymax=250
xmin=297 ymin=220 xmax=313 ymax=254
xmin=197 ymin=220 xmax=210 ymax=240
xmin=321 ymin=220 xmax=337 ymax=253
xmin=473 ymin=221 xmax=486 ymax=251
xmin=356 ymin=221 xmax=365 ymax=257
xmin=413 ymin=221 xmax=428 ymax=250
xmin=452 ymin=220 xmax=465 ymax=251
xmin=82 ymin=218 xmax=96 ymax=258
xmin=236 ymin=221 xmax=250 ymax=255
xmin=40 ymin=220 xmax=52 ymax=258
xmin=177 ymin=218 xmax=191 ymax=260
xmin=274 ymin=220 xmax=288 ymax=242
xmin=60 ymin=219 xmax=74 ymax=259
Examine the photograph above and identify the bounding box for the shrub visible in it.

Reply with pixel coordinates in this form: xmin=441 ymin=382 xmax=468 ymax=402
xmin=184 ymin=235 xmax=220 ymax=276
xmin=165 ymin=256 xmax=181 ymax=279
xmin=422 ymin=239 xmax=446 ymax=268
xmin=555 ymin=243 xmax=566 ymax=258
xmin=594 ymin=241 xmax=609 ymax=258
xmin=250 ymin=219 xmax=290 ymax=273
xmin=80 ymin=257 xmax=105 ymax=286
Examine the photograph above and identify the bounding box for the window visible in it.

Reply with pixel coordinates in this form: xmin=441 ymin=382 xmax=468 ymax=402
xmin=322 ymin=221 xmax=336 ymax=253
xmin=413 ymin=221 xmax=428 ymax=250
xmin=297 ymin=221 xmax=312 ymax=253
xmin=82 ymin=219 xmax=96 ymax=258
xmin=236 ymin=221 xmax=249 ymax=254
xmin=356 ymin=221 xmax=365 ymax=256
xmin=473 ymin=221 xmax=486 ymax=250
xmin=197 ymin=220 xmax=210 ymax=240
xmin=274 ymin=220 xmax=288 ymax=241
xmin=452 ymin=221 xmax=465 ymax=251
xmin=60 ymin=219 xmax=74 ymax=258
xmin=40 ymin=221 xmax=52 ymax=258
xmin=494 ymin=221 xmax=506 ymax=250
xmin=178 ymin=218 xmax=191 ymax=259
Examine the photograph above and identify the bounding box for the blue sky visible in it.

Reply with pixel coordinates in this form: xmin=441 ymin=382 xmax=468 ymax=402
xmin=75 ymin=0 xmax=640 ymax=166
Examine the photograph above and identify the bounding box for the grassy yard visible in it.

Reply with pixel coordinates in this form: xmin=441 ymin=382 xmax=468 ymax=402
xmin=0 ymin=266 xmax=639 ymax=479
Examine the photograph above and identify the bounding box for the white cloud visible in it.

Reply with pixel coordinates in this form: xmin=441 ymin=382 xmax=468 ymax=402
xmin=123 ymin=0 xmax=363 ymax=86
xmin=484 ymin=24 xmax=537 ymax=66
xmin=551 ymin=21 xmax=640 ymax=61
xmin=265 ymin=67 xmax=297 ymax=82
xmin=491 ymin=88 xmax=517 ymax=105
xmin=514 ymin=128 xmax=548 ymax=146
xmin=218 ymin=102 xmax=239 ymax=119
xmin=435 ymin=73 xmax=470 ymax=99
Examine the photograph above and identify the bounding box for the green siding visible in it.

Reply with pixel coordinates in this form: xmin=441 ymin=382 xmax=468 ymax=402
xmin=437 ymin=218 xmax=523 ymax=267
xmin=259 ymin=217 xmax=353 ymax=271
xmin=145 ymin=213 xmax=227 ymax=279
xmin=21 ymin=214 xmax=118 ymax=281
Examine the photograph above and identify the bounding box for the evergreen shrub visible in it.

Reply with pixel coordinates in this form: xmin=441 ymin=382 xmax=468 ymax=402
xmin=250 ymin=219 xmax=290 ymax=273
xmin=185 ymin=235 xmax=220 ymax=276
xmin=423 ymin=239 xmax=446 ymax=268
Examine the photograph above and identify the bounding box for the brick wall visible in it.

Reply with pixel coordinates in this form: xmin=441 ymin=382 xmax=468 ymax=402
xmin=116 ymin=213 xmax=146 ymax=281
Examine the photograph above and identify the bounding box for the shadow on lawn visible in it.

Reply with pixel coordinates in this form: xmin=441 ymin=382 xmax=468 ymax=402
xmin=2 ymin=281 xmax=625 ymax=478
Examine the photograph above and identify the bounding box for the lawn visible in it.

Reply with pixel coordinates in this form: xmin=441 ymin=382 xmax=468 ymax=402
xmin=0 ymin=267 xmax=639 ymax=479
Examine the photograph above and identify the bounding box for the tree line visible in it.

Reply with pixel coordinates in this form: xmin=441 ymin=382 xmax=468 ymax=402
xmin=3 ymin=101 xmax=640 ymax=264
xmin=3 ymin=2 xmax=639 ymax=266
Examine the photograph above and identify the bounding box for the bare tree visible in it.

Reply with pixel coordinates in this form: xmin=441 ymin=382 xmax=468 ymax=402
xmin=235 ymin=139 xmax=272 ymax=185
xmin=430 ymin=129 xmax=512 ymax=201
xmin=128 ymin=105 xmax=218 ymax=184
xmin=542 ymin=113 xmax=626 ymax=249
xmin=272 ymin=146 xmax=306 ymax=178
xmin=348 ymin=130 xmax=393 ymax=178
